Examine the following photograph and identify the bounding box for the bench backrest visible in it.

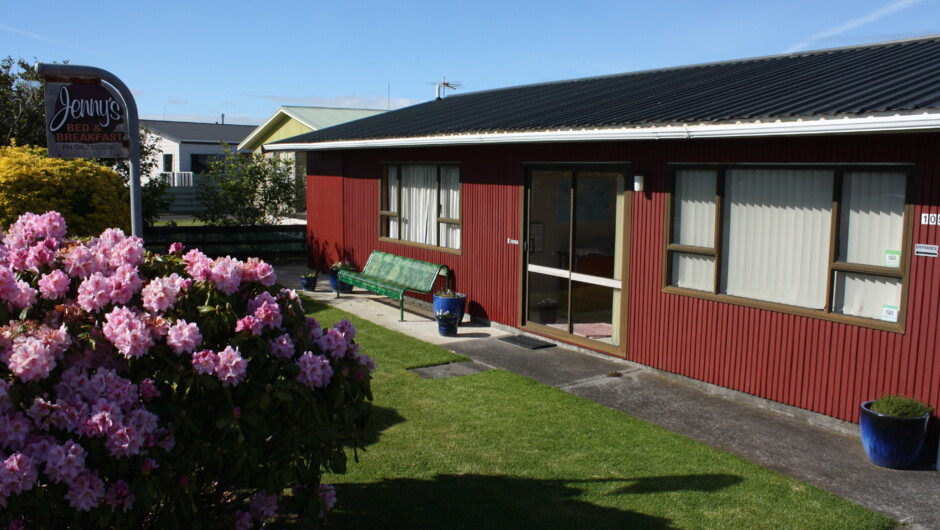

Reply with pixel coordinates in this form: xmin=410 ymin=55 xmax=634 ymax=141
xmin=361 ymin=251 xmax=448 ymax=292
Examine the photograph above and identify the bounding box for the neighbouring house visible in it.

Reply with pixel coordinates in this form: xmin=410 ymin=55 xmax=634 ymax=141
xmin=267 ymin=35 xmax=940 ymax=424
xmin=238 ymin=106 xmax=386 ymax=208
xmin=141 ymin=120 xmax=256 ymax=214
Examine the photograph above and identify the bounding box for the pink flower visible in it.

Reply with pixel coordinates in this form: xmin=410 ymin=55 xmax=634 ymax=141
xmin=250 ymin=491 xmax=279 ymax=521
xmin=268 ymin=334 xmax=294 ymax=359
xmin=234 ymin=510 xmax=251 ymax=530
xmin=141 ymin=273 xmax=185 ymax=313
xmin=102 ymin=307 xmax=154 ymax=359
xmin=140 ymin=458 xmax=158 ymax=474
xmin=318 ymin=483 xmax=336 ymax=513
xmin=38 ymin=269 xmax=71 ymax=300
xmin=105 ymin=424 xmax=143 ymax=457
xmin=7 ymin=336 xmax=56 ymax=382
xmin=334 ymin=319 xmax=356 ymax=342
xmin=168 ymin=242 xmax=184 ymax=255
xmin=317 ymin=328 xmax=348 ymax=359
xmin=253 ymin=301 xmax=282 ymax=330
xmin=167 ymin=320 xmax=202 ymax=355
xmin=63 ymin=469 xmax=104 ymax=511
xmin=44 ymin=440 xmax=86 ymax=484
xmin=183 ymin=249 xmax=212 ymax=281
xmin=9 ymin=280 xmax=36 ymax=309
xmin=296 ymin=352 xmax=332 ymax=389
xmin=242 ymin=258 xmax=276 ymax=287
xmin=210 ymin=256 xmax=243 ymax=295
xmin=191 ymin=349 xmax=219 ymax=375
xmin=104 ymin=480 xmax=135 ymax=512
xmin=108 ymin=264 xmax=142 ymax=305
xmin=235 ymin=315 xmax=262 ymax=336
xmin=139 ymin=378 xmax=160 ymax=400
xmin=215 ymin=346 xmax=248 ymax=387
xmin=0 ymin=453 xmax=37 ymax=498
xmin=77 ymin=272 xmax=112 ymax=312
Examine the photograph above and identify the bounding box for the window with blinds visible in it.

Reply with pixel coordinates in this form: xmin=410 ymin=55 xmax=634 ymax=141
xmin=666 ymin=165 xmax=910 ymax=328
xmin=380 ymin=164 xmax=461 ymax=251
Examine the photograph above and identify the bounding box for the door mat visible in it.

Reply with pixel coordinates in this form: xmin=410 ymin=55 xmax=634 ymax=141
xmin=498 ymin=335 xmax=555 ymax=350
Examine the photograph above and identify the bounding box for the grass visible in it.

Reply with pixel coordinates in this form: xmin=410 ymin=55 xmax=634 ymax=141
xmin=306 ymin=300 xmax=895 ymax=529
xmin=152 ymin=218 xmax=206 ymax=227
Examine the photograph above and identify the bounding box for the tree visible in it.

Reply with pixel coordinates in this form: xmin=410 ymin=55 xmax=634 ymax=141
xmin=100 ymin=126 xmax=174 ymax=226
xmin=0 ymin=56 xmax=46 ymax=147
xmin=195 ymin=146 xmax=296 ymax=226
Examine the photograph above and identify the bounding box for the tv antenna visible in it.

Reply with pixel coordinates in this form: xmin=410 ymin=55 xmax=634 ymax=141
xmin=429 ymin=77 xmax=462 ymax=99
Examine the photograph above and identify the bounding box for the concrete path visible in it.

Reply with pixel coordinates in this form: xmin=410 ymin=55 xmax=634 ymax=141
xmin=275 ymin=261 xmax=939 ymax=529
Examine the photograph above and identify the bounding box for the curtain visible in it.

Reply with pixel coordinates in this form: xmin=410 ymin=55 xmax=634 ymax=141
xmin=839 ymin=171 xmax=906 ymax=267
xmin=387 ymin=166 xmax=399 ymax=239
xmin=673 ymin=170 xmax=717 ymax=247
xmin=400 ymin=165 xmax=436 ymax=246
xmin=721 ymin=169 xmax=833 ymax=309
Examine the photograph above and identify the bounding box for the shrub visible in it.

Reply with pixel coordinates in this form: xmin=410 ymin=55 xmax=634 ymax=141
xmin=195 ymin=147 xmax=295 ymax=227
xmin=0 ymin=211 xmax=374 ymax=528
xmin=870 ymin=394 xmax=934 ymax=418
xmin=0 ymin=145 xmax=130 ymax=236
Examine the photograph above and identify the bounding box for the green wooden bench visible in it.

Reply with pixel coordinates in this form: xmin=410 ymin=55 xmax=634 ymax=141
xmin=337 ymin=251 xmax=450 ymax=321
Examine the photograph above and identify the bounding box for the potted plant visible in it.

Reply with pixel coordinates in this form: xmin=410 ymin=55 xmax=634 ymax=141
xmin=300 ymin=270 xmax=319 ymax=291
xmin=860 ymin=393 xmax=933 ymax=469
xmin=536 ymin=297 xmax=559 ymax=324
xmin=329 ymin=261 xmax=356 ymax=293
xmin=433 ymin=289 xmax=467 ymax=336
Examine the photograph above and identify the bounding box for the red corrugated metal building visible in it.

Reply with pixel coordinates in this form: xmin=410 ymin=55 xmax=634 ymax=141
xmin=272 ymin=36 xmax=940 ymax=424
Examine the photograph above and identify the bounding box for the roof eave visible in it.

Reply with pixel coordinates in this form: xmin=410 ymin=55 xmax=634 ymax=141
xmin=264 ymin=112 xmax=940 ymax=151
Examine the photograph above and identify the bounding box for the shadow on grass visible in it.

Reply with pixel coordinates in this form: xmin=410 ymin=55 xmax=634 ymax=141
xmin=361 ymin=406 xmax=406 ymax=447
xmin=317 ymin=473 xmax=742 ymax=529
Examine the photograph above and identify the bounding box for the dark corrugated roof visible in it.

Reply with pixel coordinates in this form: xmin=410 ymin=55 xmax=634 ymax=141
xmin=276 ymin=36 xmax=940 ymax=145
xmin=141 ymin=120 xmax=255 ymax=144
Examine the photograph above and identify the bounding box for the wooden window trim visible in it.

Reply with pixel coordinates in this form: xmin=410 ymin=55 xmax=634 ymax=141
xmin=378 ymin=163 xmax=462 ymax=254
xmin=664 ymin=163 xmax=914 ymax=333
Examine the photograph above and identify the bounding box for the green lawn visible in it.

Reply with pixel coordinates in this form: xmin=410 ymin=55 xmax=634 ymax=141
xmin=307 ymin=301 xmax=894 ymax=529
xmin=152 ymin=218 xmax=206 ymax=227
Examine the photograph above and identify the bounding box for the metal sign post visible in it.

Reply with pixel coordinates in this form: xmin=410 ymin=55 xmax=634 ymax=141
xmin=35 ymin=63 xmax=143 ymax=237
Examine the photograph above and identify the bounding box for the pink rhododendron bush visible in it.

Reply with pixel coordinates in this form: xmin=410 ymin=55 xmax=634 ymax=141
xmin=0 ymin=212 xmax=374 ymax=528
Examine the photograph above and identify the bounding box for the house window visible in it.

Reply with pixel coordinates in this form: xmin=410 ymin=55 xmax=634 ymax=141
xmin=163 ymin=154 xmax=173 ymax=172
xmin=380 ymin=164 xmax=461 ymax=251
xmin=191 ymin=154 xmax=222 ymax=175
xmin=666 ymin=165 xmax=910 ymax=328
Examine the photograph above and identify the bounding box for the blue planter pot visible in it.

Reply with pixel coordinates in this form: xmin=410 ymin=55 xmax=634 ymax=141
xmin=859 ymin=401 xmax=929 ymax=469
xmin=433 ymin=293 xmax=467 ymax=322
xmin=436 ymin=313 xmax=461 ymax=336
xmin=329 ymin=270 xmax=353 ymax=294
xmin=300 ymin=275 xmax=318 ymax=291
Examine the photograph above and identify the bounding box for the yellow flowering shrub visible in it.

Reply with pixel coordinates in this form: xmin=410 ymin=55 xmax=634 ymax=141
xmin=0 ymin=144 xmax=130 ymax=235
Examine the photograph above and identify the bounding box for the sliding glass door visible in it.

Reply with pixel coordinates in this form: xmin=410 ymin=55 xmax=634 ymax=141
xmin=525 ymin=166 xmax=627 ymax=347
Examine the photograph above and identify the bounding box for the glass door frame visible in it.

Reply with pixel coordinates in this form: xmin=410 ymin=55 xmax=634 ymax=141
xmin=520 ymin=162 xmax=631 ymax=357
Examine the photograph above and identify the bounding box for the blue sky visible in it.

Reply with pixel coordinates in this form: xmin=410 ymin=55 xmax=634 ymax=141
xmin=3 ymin=0 xmax=938 ymax=125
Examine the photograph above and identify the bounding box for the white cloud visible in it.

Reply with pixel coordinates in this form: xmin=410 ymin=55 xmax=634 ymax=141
xmin=250 ymin=93 xmax=423 ymax=111
xmin=785 ymin=0 xmax=923 ymax=52
xmin=0 ymin=24 xmax=117 ymax=61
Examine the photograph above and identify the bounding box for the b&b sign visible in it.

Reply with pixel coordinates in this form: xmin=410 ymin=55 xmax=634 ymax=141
xmin=44 ymin=81 xmax=129 ymax=158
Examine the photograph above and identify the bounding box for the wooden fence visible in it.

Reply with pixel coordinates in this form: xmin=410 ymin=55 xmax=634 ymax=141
xmin=143 ymin=225 xmax=306 ymax=259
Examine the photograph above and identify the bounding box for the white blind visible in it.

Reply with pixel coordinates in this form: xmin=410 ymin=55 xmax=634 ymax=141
xmin=721 ymin=169 xmax=833 ymax=309
xmin=388 ymin=166 xmax=399 ymax=239
xmin=832 ymin=272 xmax=902 ymax=321
xmin=671 ymin=253 xmax=715 ymax=292
xmin=673 ymin=170 xmax=716 ymax=247
xmin=440 ymin=166 xmax=460 ymax=250
xmin=839 ymin=171 xmax=905 ymax=267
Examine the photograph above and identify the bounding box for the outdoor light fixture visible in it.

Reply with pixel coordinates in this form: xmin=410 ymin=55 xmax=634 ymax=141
xmin=633 ymin=174 xmax=645 ymax=192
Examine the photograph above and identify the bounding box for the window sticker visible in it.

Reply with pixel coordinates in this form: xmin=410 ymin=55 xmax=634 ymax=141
xmin=884 ymin=250 xmax=901 ymax=267
xmin=882 ymin=305 xmax=899 ymax=323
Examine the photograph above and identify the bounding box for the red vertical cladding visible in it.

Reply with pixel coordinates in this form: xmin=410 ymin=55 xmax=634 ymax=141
xmin=306 ymin=152 xmax=345 ymax=270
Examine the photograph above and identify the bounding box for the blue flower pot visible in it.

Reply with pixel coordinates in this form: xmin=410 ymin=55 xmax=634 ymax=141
xmin=300 ymin=275 xmax=318 ymax=291
xmin=433 ymin=293 xmax=467 ymax=322
xmin=859 ymin=401 xmax=929 ymax=469
xmin=329 ymin=270 xmax=353 ymax=294
xmin=436 ymin=313 xmax=461 ymax=336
